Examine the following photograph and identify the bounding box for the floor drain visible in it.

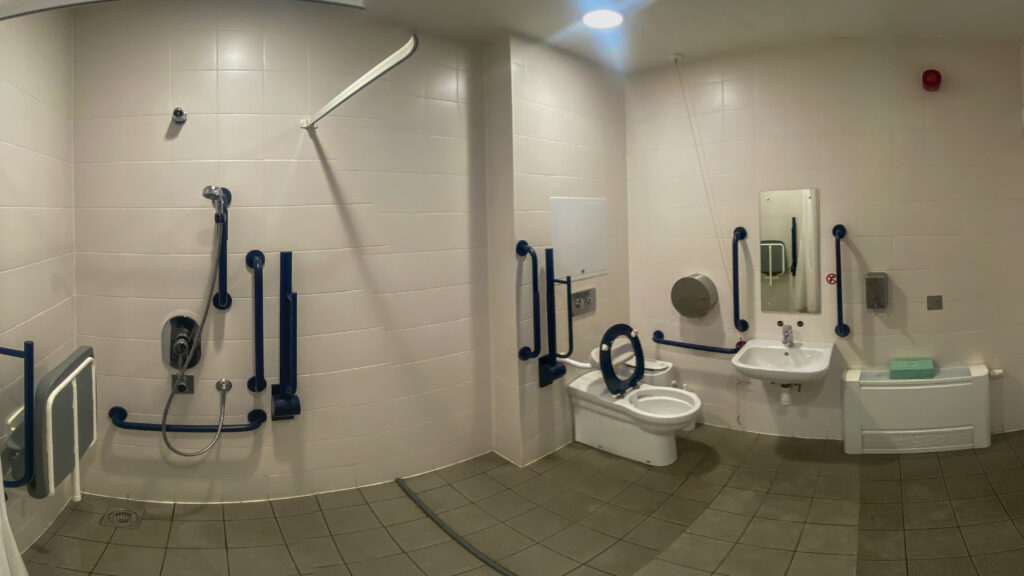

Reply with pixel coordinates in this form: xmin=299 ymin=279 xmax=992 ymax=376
xmin=101 ymin=508 xmax=141 ymax=528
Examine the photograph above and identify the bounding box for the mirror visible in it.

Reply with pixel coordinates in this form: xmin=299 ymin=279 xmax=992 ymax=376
xmin=759 ymin=189 xmax=820 ymax=313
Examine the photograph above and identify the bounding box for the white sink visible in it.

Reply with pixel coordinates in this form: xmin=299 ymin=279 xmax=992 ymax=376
xmin=731 ymin=339 xmax=835 ymax=383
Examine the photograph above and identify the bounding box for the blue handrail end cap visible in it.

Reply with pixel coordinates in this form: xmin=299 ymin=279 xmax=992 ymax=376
xmin=245 ymin=250 xmax=265 ymax=269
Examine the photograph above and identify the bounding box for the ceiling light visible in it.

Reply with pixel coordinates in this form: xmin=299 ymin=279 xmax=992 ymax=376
xmin=582 ymin=9 xmax=623 ymax=29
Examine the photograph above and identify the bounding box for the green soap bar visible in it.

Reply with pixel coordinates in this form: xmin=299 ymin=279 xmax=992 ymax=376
xmin=889 ymin=358 xmax=935 ymax=379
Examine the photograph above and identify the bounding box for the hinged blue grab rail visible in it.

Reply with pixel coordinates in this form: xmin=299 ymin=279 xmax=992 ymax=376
xmin=538 ymin=248 xmax=572 ymax=388
xmin=652 ymin=331 xmax=745 ymax=355
xmin=273 ymin=251 xmax=300 ymax=420
xmin=516 ymin=240 xmax=541 ymax=360
xmin=733 ymin=227 xmax=749 ymax=332
xmin=246 ymin=250 xmax=266 ymax=392
xmin=1 ymin=342 xmax=33 ymax=488
xmin=833 ymin=225 xmax=851 ymax=337
xmin=109 ymin=407 xmax=266 ymax=433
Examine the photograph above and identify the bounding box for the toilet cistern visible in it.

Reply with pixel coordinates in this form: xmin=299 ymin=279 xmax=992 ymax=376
xmin=782 ymin=324 xmax=794 ymax=347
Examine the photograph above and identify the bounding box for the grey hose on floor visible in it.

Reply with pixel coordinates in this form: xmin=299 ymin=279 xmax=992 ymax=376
xmin=395 ymin=477 xmax=518 ymax=576
xmin=160 ymin=221 xmax=229 ymax=457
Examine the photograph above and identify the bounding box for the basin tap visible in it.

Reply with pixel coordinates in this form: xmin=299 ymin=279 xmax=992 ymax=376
xmin=781 ymin=325 xmax=794 ymax=347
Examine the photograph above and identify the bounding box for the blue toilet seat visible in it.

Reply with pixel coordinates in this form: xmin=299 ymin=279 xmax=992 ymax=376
xmin=599 ymin=323 xmax=645 ymax=396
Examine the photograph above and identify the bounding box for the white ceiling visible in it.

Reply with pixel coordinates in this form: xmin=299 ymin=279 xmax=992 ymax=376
xmin=364 ymin=0 xmax=1024 ymax=73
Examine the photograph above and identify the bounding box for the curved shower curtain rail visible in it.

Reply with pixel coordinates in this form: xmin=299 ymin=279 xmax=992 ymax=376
xmin=108 ymin=407 xmax=267 ymax=433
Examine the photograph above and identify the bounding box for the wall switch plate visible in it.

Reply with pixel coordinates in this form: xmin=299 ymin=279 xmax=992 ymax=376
xmin=926 ymin=295 xmax=943 ymax=311
xmin=571 ymin=287 xmax=596 ymax=317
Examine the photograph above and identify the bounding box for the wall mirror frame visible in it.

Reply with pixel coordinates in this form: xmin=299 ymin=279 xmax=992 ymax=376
xmin=0 ymin=0 xmax=364 ymax=22
xmin=758 ymin=188 xmax=820 ymax=314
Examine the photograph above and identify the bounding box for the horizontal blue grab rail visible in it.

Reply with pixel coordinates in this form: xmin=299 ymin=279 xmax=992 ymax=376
xmin=1 ymin=342 xmax=33 ymax=488
xmin=833 ymin=225 xmax=850 ymax=337
xmin=652 ymin=331 xmax=745 ymax=355
xmin=246 ymin=250 xmax=266 ymax=392
xmin=108 ymin=407 xmax=266 ymax=433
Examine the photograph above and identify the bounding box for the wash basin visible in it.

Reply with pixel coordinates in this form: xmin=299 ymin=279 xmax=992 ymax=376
xmin=731 ymin=340 xmax=834 ymax=383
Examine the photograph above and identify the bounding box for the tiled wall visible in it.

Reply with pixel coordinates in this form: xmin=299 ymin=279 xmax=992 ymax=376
xmin=73 ymin=0 xmax=490 ymax=502
xmin=508 ymin=38 xmax=629 ymax=463
xmin=0 ymin=9 xmax=76 ymax=548
xmin=626 ymin=39 xmax=1024 ymax=437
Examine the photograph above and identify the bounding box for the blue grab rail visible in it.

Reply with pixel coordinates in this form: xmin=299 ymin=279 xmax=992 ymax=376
xmin=212 ymin=188 xmax=232 ymax=310
xmin=1 ymin=342 xmax=33 ymax=488
xmin=273 ymin=251 xmax=300 ymax=420
xmin=652 ymin=331 xmax=745 ymax=355
xmin=733 ymin=227 xmax=749 ymax=332
xmin=246 ymin=250 xmax=266 ymax=392
xmin=833 ymin=225 xmax=851 ymax=337
xmin=516 ymin=240 xmax=541 ymax=360
xmin=109 ymin=407 xmax=266 ymax=433
xmin=537 ymin=248 xmax=572 ymax=388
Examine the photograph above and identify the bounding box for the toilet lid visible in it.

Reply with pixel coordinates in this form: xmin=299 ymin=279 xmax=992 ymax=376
xmin=599 ymin=323 xmax=645 ymax=396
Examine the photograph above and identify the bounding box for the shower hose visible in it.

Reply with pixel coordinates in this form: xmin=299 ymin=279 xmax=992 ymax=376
xmin=160 ymin=221 xmax=230 ymax=457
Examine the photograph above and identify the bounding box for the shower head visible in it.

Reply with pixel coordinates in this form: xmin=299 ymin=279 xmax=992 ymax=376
xmin=202 ymin=186 xmax=228 ymax=217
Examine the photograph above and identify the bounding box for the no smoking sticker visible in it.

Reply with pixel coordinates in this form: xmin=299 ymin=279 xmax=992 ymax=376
xmin=826 ymin=273 xmax=838 ymax=285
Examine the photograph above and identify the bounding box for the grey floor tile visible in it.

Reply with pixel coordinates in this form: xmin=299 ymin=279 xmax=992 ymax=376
xmin=278 ymin=511 xmax=330 ymax=542
xmin=545 ymin=523 xmax=616 ymax=563
xmin=902 ymin=479 xmax=948 ymax=503
xmin=225 ymin=517 xmax=285 ymax=547
xmin=632 ymin=470 xmax=684 ymax=494
xmin=814 ymin=476 xmax=857 ymax=500
xmin=900 ymin=458 xmax=942 ymax=480
xmin=488 ymin=463 xmax=540 ymax=488
xmin=333 ymin=527 xmax=401 ymax=563
xmin=464 ymin=523 xmax=533 ymax=559
xmin=370 ymin=497 xmax=425 ymax=526
xmin=651 ymin=495 xmax=706 ymax=526
xmin=174 ymin=504 xmax=223 ymax=521
xmin=806 ymin=498 xmax=858 ymax=525
xmin=861 ymin=503 xmax=904 ymax=530
xmin=31 ymin=535 xmax=106 ymax=572
xmin=579 ymin=503 xmax=645 ymax=538
xmin=272 ymin=496 xmax=321 ymax=518
xmin=756 ymin=494 xmax=811 ymax=522
xmin=940 ymin=453 xmax=984 ymax=477
xmin=861 ymin=480 xmax=902 ymax=504
xmin=659 ymin=532 xmax=733 ymax=572
xmin=469 ymin=452 xmax=511 ymax=473
xmin=110 ymin=518 xmax=170 ymax=547
xmin=716 ymin=543 xmax=792 ymax=576
xmin=93 ymin=544 xmax=164 ymax=576
xmin=998 ymin=491 xmax=1024 ymax=518
xmin=512 ymin=475 xmax=571 ymax=505
xmin=945 ymin=474 xmax=995 ymax=499
xmin=287 ymin=537 xmax=343 ymax=574
xmin=676 ymin=477 xmax=724 ymax=503
xmin=739 ymin=517 xmax=803 ymax=550
xmin=452 ymin=474 xmax=507 ymax=502
xmin=346 ymin=553 xmax=424 ymax=576
xmin=387 ymin=517 xmax=450 ymax=552
xmin=634 ymin=558 xmax=710 ymax=576
xmin=407 ymin=539 xmax=483 ymax=576
xmin=952 ymin=496 xmax=1009 ymax=526
xmin=598 ymin=459 xmax=649 ymax=484
xmin=224 ymin=501 xmax=274 ymax=520
xmin=500 ymin=544 xmax=579 ymax=576
xmin=506 ymin=506 xmax=574 ymax=541
xmin=141 ymin=502 xmax=175 ymax=521
xmin=623 ymin=516 xmax=687 ymax=551
xmin=436 ymin=504 xmax=498 ymax=536
xmin=987 ymin=469 xmax=1024 ymax=494
xmin=73 ymin=494 xmax=115 ymax=514
xmin=904 ymin=527 xmax=968 ymax=559
xmin=318 ymin=489 xmax=366 ymax=511
xmin=323 ymin=504 xmax=381 ymax=534
xmin=709 ymin=487 xmax=764 ymax=516
xmin=56 ymin=510 xmax=114 ymax=542
xmin=797 ymin=523 xmax=857 ymax=555
xmin=227 ymin=544 xmax=299 ymax=576
xmin=786 ymin=551 xmax=856 ymax=576
xmin=476 ymin=489 xmax=535 ymax=521
xmin=587 ymin=540 xmax=658 ymax=576
xmin=972 ymin=548 xmax=1024 ymax=576
xmin=857 ymin=559 xmax=908 ymax=576
xmin=24 ymin=562 xmax=90 ymax=575
xmin=858 ymin=529 xmax=905 ymax=560
xmin=903 ymin=501 xmax=957 ymax=529
xmin=907 ymin=557 xmax=978 ymax=576
xmin=359 ymin=482 xmax=405 ymax=504
xmin=575 ymin=473 xmax=631 ymax=501
xmin=609 ymin=487 xmax=669 ymax=516
xmin=437 ymin=461 xmax=484 ymax=484
xmin=960 ymin=520 xmax=1024 ymax=555
xmin=167 ymin=519 xmax=225 ymax=548
xmin=545 ymin=491 xmax=604 ymax=522
xmin=403 ymin=472 xmax=447 ymax=494
xmin=728 ymin=467 xmax=775 ymax=493
xmin=160 ymin=548 xmax=228 ymax=576
xmin=769 ymin=474 xmax=817 ymax=497
xmin=418 ymin=486 xmax=472 ymax=514
xmin=687 ymin=509 xmax=751 ymax=542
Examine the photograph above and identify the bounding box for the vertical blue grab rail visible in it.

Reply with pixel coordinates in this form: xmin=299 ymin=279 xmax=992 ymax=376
xmin=515 ymin=240 xmax=541 ymax=360
xmin=1 ymin=342 xmax=33 ymax=488
xmin=212 ymin=188 xmax=232 ymax=310
xmin=246 ymin=250 xmax=266 ymax=392
xmin=273 ymin=251 xmax=301 ymax=420
xmin=833 ymin=225 xmax=851 ymax=337
xmin=537 ymin=248 xmax=572 ymax=388
xmin=733 ymin=227 xmax=749 ymax=332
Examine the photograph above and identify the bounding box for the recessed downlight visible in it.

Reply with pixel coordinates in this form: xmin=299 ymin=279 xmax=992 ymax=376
xmin=582 ymin=9 xmax=623 ymax=29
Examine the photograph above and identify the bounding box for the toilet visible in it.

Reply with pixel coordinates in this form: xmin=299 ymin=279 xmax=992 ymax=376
xmin=568 ymin=324 xmax=701 ymax=466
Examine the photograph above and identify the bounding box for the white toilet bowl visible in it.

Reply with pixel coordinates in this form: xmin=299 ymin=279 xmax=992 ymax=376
xmin=568 ymin=370 xmax=701 ymax=466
